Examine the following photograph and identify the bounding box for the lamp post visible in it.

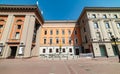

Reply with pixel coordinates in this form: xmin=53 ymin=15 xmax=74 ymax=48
xmin=111 ymin=35 xmax=120 ymax=63
xmin=59 ymin=44 xmax=62 ymax=59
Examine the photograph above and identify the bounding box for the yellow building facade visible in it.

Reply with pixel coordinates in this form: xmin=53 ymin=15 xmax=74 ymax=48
xmin=39 ymin=21 xmax=82 ymax=57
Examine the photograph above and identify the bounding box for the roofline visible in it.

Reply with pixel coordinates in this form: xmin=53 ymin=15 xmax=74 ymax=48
xmin=77 ymin=7 xmax=120 ymax=22
xmin=0 ymin=4 xmax=44 ymax=23
xmin=45 ymin=20 xmax=76 ymax=23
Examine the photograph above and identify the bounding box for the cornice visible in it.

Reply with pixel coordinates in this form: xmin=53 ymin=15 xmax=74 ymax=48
xmin=0 ymin=4 xmax=44 ymax=24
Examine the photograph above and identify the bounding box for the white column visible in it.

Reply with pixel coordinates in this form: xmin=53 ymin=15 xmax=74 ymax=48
xmin=111 ymin=20 xmax=119 ymax=38
xmin=88 ymin=20 xmax=96 ymax=39
xmin=20 ymin=15 xmax=31 ymax=43
xmin=1 ymin=15 xmax=14 ymax=43
xmin=24 ymin=15 xmax=35 ymax=58
xmin=2 ymin=15 xmax=15 ymax=58
xmin=99 ymin=20 xmax=108 ymax=40
xmin=32 ymin=25 xmax=41 ymax=56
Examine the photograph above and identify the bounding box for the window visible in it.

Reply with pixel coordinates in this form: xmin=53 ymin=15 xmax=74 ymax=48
xmin=44 ymin=30 xmax=47 ymax=35
xmin=0 ymin=19 xmax=5 ymax=22
xmin=94 ymin=22 xmax=99 ymax=29
xmin=63 ymin=48 xmax=65 ymax=53
xmin=0 ymin=25 xmax=3 ymax=30
xmin=15 ymin=32 xmax=20 ymax=39
xmin=117 ymin=23 xmax=120 ymax=28
xmin=84 ymin=27 xmax=86 ymax=32
xmin=108 ymin=32 xmax=112 ymax=38
xmin=49 ymin=49 xmax=52 ymax=53
xmin=92 ymin=14 xmax=96 ymax=18
xmin=17 ymin=25 xmax=21 ymax=29
xmin=56 ymin=30 xmax=59 ymax=35
xmin=85 ymin=36 xmax=88 ymax=43
xmin=50 ymin=30 xmax=53 ymax=35
xmin=75 ymin=38 xmax=78 ymax=44
xmin=74 ymin=30 xmax=77 ymax=35
xmin=44 ymin=38 xmax=46 ymax=44
xmin=16 ymin=19 xmax=22 ymax=22
xmin=69 ymin=48 xmax=72 ymax=52
xmin=43 ymin=49 xmax=46 ymax=53
xmin=62 ymin=38 xmax=65 ymax=44
xmin=96 ymin=32 xmax=101 ymax=40
xmin=56 ymin=48 xmax=59 ymax=53
xmin=105 ymin=23 xmax=110 ymax=29
xmin=69 ymin=37 xmax=71 ymax=44
xmin=103 ymin=14 xmax=107 ymax=18
xmin=0 ymin=47 xmax=3 ymax=55
xmin=62 ymin=30 xmax=65 ymax=35
xmin=50 ymin=38 xmax=52 ymax=44
xmin=68 ymin=30 xmax=71 ymax=35
xmin=56 ymin=38 xmax=59 ymax=44
xmin=114 ymin=15 xmax=118 ymax=18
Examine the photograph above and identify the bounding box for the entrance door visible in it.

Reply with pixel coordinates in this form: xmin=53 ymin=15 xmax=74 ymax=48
xmin=99 ymin=45 xmax=107 ymax=57
xmin=75 ymin=49 xmax=79 ymax=55
xmin=9 ymin=46 xmax=17 ymax=58
xmin=112 ymin=45 xmax=118 ymax=56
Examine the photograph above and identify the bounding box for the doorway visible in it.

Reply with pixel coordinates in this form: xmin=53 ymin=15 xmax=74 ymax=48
xmin=9 ymin=46 xmax=17 ymax=58
xmin=99 ymin=45 xmax=108 ymax=57
xmin=75 ymin=48 xmax=79 ymax=55
xmin=112 ymin=45 xmax=118 ymax=56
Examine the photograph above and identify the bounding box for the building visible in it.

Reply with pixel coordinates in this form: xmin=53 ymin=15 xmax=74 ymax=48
xmin=0 ymin=4 xmax=120 ymax=59
xmin=77 ymin=7 xmax=120 ymax=57
xmin=0 ymin=5 xmax=44 ymax=58
xmin=39 ymin=21 xmax=82 ymax=57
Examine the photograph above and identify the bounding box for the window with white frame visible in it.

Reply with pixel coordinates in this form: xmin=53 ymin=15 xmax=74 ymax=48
xmin=0 ymin=25 xmax=3 ymax=30
xmin=56 ymin=48 xmax=59 ymax=53
xmin=117 ymin=23 xmax=120 ymax=28
xmin=69 ymin=48 xmax=72 ymax=52
xmin=43 ymin=49 xmax=46 ymax=53
xmin=63 ymin=48 xmax=65 ymax=53
xmin=92 ymin=14 xmax=96 ymax=18
xmin=49 ymin=49 xmax=52 ymax=53
xmin=96 ymin=32 xmax=101 ymax=40
xmin=108 ymin=32 xmax=112 ymax=38
xmin=114 ymin=15 xmax=118 ymax=18
xmin=103 ymin=14 xmax=107 ymax=18
xmin=94 ymin=22 xmax=99 ymax=29
xmin=15 ymin=32 xmax=20 ymax=39
xmin=105 ymin=22 xmax=110 ymax=29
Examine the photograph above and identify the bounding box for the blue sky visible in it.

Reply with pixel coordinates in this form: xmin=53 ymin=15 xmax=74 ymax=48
xmin=0 ymin=0 xmax=120 ymax=20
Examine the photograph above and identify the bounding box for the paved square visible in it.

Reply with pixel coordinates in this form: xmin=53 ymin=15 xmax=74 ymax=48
xmin=0 ymin=57 xmax=120 ymax=74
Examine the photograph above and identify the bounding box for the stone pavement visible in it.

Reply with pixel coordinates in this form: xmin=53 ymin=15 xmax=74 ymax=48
xmin=0 ymin=57 xmax=120 ymax=74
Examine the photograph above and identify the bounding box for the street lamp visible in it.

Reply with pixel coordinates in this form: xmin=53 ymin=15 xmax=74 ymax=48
xmin=111 ymin=35 xmax=120 ymax=63
xmin=59 ymin=40 xmax=62 ymax=59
